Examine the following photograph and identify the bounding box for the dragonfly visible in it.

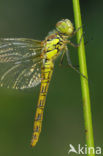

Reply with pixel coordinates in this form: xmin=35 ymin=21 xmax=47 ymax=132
xmin=0 ymin=19 xmax=85 ymax=147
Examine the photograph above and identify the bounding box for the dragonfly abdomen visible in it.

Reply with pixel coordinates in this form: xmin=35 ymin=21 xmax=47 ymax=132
xmin=31 ymin=60 xmax=54 ymax=147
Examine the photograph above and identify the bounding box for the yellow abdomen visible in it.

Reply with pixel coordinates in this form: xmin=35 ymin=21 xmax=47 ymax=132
xmin=31 ymin=60 xmax=54 ymax=147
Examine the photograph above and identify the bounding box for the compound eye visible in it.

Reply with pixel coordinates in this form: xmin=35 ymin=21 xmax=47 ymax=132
xmin=56 ymin=19 xmax=74 ymax=36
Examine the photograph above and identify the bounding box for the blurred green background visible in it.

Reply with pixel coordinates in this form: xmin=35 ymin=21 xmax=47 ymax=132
xmin=0 ymin=0 xmax=103 ymax=155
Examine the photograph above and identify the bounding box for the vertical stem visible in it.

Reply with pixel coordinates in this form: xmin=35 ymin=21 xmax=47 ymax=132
xmin=72 ymin=0 xmax=95 ymax=156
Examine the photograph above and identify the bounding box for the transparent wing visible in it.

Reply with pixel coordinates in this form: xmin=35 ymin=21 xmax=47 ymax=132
xmin=0 ymin=38 xmax=43 ymax=89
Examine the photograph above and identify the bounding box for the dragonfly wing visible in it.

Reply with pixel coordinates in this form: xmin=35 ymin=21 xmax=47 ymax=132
xmin=0 ymin=38 xmax=42 ymax=63
xmin=0 ymin=38 xmax=43 ymax=89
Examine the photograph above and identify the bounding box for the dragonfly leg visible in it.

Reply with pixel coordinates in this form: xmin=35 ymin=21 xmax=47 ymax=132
xmin=59 ymin=48 xmax=77 ymax=67
xmin=67 ymin=33 xmax=83 ymax=48
xmin=73 ymin=25 xmax=89 ymax=47
xmin=59 ymin=50 xmax=66 ymax=65
xmin=72 ymin=26 xmax=82 ymax=36
xmin=65 ymin=47 xmax=88 ymax=80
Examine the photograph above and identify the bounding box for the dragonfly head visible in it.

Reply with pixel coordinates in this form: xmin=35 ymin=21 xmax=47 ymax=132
xmin=56 ymin=19 xmax=74 ymax=36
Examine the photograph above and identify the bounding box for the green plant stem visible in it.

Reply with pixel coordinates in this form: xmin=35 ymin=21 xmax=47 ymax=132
xmin=72 ymin=0 xmax=95 ymax=156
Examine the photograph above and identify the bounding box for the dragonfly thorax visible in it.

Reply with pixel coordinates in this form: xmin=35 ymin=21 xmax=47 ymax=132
xmin=42 ymin=33 xmax=64 ymax=60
